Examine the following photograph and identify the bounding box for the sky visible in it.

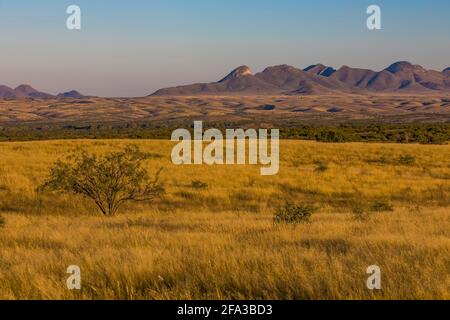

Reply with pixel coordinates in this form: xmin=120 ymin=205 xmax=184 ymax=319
xmin=0 ymin=0 xmax=449 ymax=97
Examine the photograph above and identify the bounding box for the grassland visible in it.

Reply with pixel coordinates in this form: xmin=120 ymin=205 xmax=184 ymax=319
xmin=0 ymin=139 xmax=449 ymax=299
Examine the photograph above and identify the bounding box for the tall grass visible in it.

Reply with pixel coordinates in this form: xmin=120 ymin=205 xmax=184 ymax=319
xmin=0 ymin=140 xmax=448 ymax=299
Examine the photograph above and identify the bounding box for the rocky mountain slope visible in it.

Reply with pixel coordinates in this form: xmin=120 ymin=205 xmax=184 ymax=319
xmin=151 ymin=61 xmax=450 ymax=96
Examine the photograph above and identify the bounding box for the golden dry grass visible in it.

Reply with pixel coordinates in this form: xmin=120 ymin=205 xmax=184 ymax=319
xmin=0 ymin=139 xmax=449 ymax=299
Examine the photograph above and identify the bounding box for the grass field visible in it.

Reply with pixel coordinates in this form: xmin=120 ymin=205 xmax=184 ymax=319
xmin=0 ymin=139 xmax=449 ymax=299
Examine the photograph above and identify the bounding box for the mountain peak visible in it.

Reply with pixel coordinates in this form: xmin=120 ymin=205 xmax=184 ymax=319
xmin=57 ymin=90 xmax=86 ymax=99
xmin=219 ymin=65 xmax=252 ymax=82
xmin=10 ymin=84 xmax=54 ymax=99
xmin=385 ymin=61 xmax=424 ymax=74
xmin=304 ymin=64 xmax=326 ymax=72
xmin=14 ymin=84 xmax=38 ymax=94
xmin=263 ymin=64 xmax=298 ymax=72
xmin=304 ymin=64 xmax=336 ymax=77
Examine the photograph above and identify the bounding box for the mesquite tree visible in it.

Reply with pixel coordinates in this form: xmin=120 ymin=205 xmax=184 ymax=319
xmin=40 ymin=145 xmax=163 ymax=216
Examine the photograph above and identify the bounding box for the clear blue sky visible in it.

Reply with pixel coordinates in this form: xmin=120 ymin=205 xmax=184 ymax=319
xmin=0 ymin=0 xmax=449 ymax=97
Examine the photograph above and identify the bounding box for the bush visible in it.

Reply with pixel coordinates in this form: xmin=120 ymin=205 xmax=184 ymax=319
xmin=274 ymin=203 xmax=316 ymax=225
xmin=191 ymin=180 xmax=208 ymax=189
xmin=39 ymin=145 xmax=164 ymax=216
xmin=370 ymin=200 xmax=394 ymax=212
xmin=0 ymin=215 xmax=5 ymax=228
xmin=314 ymin=162 xmax=329 ymax=173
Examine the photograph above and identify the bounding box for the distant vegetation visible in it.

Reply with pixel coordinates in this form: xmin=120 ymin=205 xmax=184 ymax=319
xmin=1 ymin=122 xmax=449 ymax=144
xmin=281 ymin=123 xmax=450 ymax=144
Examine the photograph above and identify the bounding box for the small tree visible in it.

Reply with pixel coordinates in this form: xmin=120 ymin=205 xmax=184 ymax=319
xmin=40 ymin=145 xmax=163 ymax=216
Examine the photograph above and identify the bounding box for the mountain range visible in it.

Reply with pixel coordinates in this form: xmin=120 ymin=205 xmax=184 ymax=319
xmin=151 ymin=61 xmax=450 ymax=96
xmin=0 ymin=85 xmax=87 ymax=99
xmin=1 ymin=61 xmax=449 ymax=99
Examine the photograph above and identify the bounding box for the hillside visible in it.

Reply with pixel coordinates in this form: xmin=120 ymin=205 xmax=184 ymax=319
xmin=151 ymin=61 xmax=450 ymax=96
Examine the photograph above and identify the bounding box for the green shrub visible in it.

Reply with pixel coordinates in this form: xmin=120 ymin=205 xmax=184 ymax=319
xmin=274 ymin=203 xmax=316 ymax=225
xmin=314 ymin=162 xmax=329 ymax=173
xmin=39 ymin=145 xmax=164 ymax=216
xmin=191 ymin=180 xmax=208 ymax=189
xmin=370 ymin=200 xmax=394 ymax=212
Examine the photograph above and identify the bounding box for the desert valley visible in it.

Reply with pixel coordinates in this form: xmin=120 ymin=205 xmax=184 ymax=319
xmin=0 ymin=60 xmax=449 ymax=300
xmin=1 ymin=61 xmax=449 ymax=126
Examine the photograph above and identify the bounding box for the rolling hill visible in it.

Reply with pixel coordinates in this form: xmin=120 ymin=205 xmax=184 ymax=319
xmin=151 ymin=61 xmax=450 ymax=96
xmin=0 ymin=85 xmax=87 ymax=99
xmin=0 ymin=85 xmax=54 ymax=99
